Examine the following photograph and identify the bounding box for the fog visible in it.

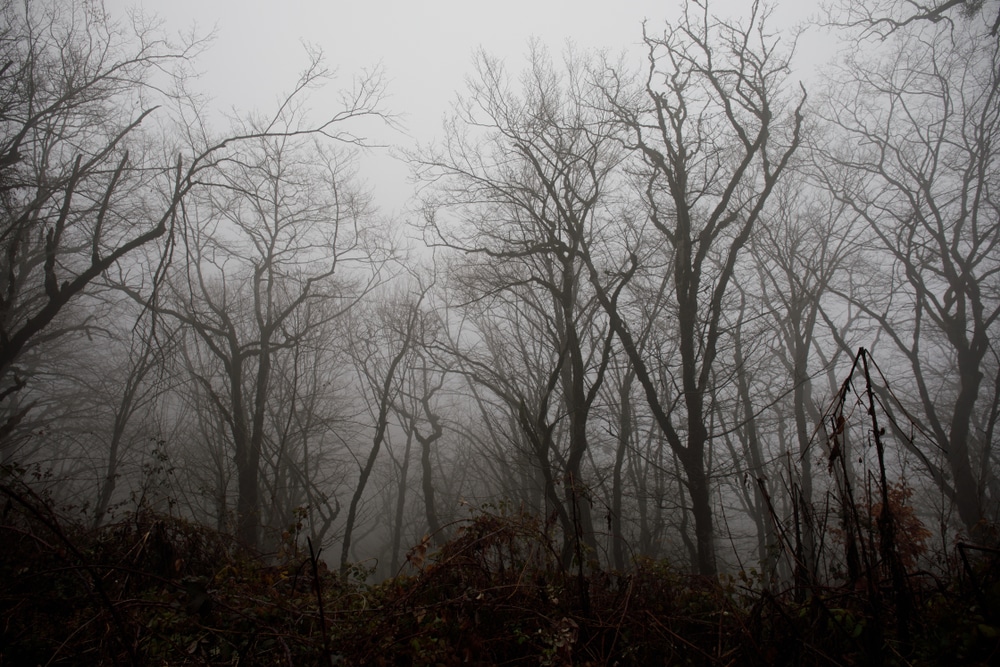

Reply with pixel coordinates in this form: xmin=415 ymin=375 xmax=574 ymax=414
xmin=3 ymin=0 xmax=997 ymax=587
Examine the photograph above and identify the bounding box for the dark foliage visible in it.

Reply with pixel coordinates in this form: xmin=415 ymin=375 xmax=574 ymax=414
xmin=2 ymin=476 xmax=1000 ymax=666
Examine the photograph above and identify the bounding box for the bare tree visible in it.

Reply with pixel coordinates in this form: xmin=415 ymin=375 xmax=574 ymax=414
xmin=391 ymin=327 xmax=448 ymax=543
xmin=146 ymin=69 xmax=391 ymax=548
xmin=579 ymin=1 xmax=806 ymax=575
xmin=0 ymin=0 xmax=207 ymax=446
xmin=378 ymin=300 xmax=449 ymax=573
xmin=0 ymin=4 xmax=393 ymax=539
xmin=822 ymin=0 xmax=1000 ymax=40
xmin=814 ymin=15 xmax=1000 ymax=536
xmin=339 ymin=286 xmax=427 ymax=572
xmin=257 ymin=311 xmax=349 ymax=547
xmin=90 ymin=312 xmax=180 ymax=527
xmin=416 ymin=46 xmax=623 ymax=574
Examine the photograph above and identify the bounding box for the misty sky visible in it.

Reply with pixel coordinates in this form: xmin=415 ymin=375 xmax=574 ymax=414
xmin=105 ymin=0 xmax=832 ymax=214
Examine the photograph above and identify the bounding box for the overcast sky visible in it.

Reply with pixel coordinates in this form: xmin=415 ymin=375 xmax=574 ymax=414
xmin=105 ymin=0 xmax=832 ymax=215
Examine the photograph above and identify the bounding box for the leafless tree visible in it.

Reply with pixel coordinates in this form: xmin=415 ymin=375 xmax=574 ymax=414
xmin=145 ymin=70 xmax=392 ymax=548
xmin=723 ymin=184 xmax=865 ymax=577
xmin=814 ymin=14 xmax=1000 ymax=537
xmin=390 ymin=316 xmax=448 ymax=543
xmin=822 ymin=0 xmax=1000 ymax=40
xmin=581 ymin=0 xmax=806 ymax=575
xmin=89 ymin=312 xmax=180 ymax=527
xmin=415 ymin=45 xmax=625 ymax=573
xmin=0 ymin=0 xmax=208 ymax=448
xmin=340 ymin=286 xmax=427 ymax=572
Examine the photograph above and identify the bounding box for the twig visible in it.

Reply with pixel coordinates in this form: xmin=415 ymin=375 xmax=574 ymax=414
xmin=308 ymin=537 xmax=334 ymax=666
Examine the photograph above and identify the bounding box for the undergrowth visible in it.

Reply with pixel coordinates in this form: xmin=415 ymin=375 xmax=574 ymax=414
xmin=2 ymin=476 xmax=1000 ymax=666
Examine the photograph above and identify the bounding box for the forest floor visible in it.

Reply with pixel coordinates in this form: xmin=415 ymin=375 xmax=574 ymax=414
xmin=2 ymin=482 xmax=999 ymax=665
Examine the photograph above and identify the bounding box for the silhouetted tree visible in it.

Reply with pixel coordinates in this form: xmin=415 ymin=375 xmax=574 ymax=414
xmin=815 ymin=12 xmax=1000 ymax=536
xmin=582 ymin=0 xmax=806 ymax=575
xmin=147 ymin=67 xmax=391 ymax=548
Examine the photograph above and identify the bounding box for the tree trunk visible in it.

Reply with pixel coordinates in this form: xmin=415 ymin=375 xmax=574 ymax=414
xmin=390 ymin=428 xmax=413 ymax=574
xmin=611 ymin=368 xmax=635 ymax=571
